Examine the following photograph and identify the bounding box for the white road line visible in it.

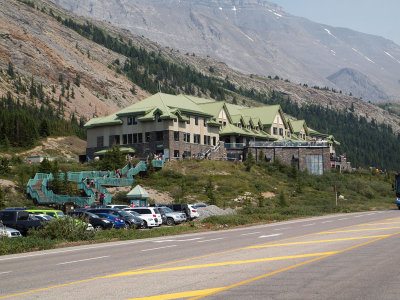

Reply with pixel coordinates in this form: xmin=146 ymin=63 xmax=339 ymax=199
xmin=354 ymin=215 xmax=362 ymax=218
xmin=258 ymin=234 xmax=281 ymax=238
xmin=241 ymin=232 xmax=260 ymax=236
xmin=0 ymin=271 xmax=12 ymax=275
xmin=57 ymin=256 xmax=109 ymax=265
xmin=153 ymin=237 xmax=203 ymax=243
xmin=141 ymin=245 xmax=177 ymax=252
xmin=338 ymin=218 xmax=348 ymax=221
xmin=322 ymin=220 xmax=333 ymax=223
xmin=197 ymin=238 xmax=224 ymax=243
xmin=303 ymin=223 xmax=316 ymax=227
xmin=274 ymin=227 xmax=290 ymax=231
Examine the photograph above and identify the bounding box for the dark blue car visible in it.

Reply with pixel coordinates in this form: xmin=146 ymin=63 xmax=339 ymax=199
xmin=92 ymin=212 xmax=126 ymax=229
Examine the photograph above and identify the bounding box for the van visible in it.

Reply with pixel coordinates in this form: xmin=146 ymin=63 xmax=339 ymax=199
xmin=26 ymin=209 xmax=65 ymax=219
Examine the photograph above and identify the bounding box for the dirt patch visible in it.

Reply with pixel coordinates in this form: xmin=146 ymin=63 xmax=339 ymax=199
xmin=106 ymin=186 xmax=174 ymax=204
xmin=20 ymin=136 xmax=86 ymax=159
xmin=262 ymin=192 xmax=275 ymax=198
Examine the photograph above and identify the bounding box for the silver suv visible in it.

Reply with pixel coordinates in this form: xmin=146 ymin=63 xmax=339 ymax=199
xmin=158 ymin=206 xmax=187 ymax=226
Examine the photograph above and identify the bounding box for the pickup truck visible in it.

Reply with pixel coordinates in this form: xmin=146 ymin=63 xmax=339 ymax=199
xmin=0 ymin=210 xmax=43 ymax=236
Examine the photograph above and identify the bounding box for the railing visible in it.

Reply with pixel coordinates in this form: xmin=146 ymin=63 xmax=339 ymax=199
xmin=96 ymin=177 xmax=134 ymax=186
xmin=152 ymin=157 xmax=166 ymax=168
xmin=224 ymin=143 xmax=245 ymax=150
xmin=126 ymin=161 xmax=147 ymax=177
xmin=247 ymin=141 xmax=329 ymax=148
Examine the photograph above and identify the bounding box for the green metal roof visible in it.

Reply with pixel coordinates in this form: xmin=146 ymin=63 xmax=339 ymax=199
xmin=84 ymin=113 xmax=122 ymax=129
xmin=239 ymin=105 xmax=286 ymax=127
xmin=289 ymin=119 xmax=308 ymax=135
xmin=94 ymin=147 xmax=136 ymax=155
xmin=308 ymin=128 xmax=329 ymax=138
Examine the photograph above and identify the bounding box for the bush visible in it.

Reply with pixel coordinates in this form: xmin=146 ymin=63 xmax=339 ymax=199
xmin=29 ymin=218 xmax=94 ymax=241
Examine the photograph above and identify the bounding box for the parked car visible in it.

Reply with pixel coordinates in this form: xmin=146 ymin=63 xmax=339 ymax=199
xmin=68 ymin=211 xmax=113 ymax=231
xmin=29 ymin=213 xmax=54 ymax=221
xmin=106 ymin=205 xmax=130 ymax=210
xmin=187 ymin=204 xmax=200 ymax=220
xmin=0 ymin=225 xmax=22 ymax=238
xmin=157 ymin=206 xmax=186 ymax=226
xmin=0 ymin=210 xmax=43 ymax=236
xmin=163 ymin=204 xmax=199 ymax=220
xmin=27 ymin=209 xmax=94 ymax=231
xmin=123 ymin=208 xmax=157 ymax=228
xmin=193 ymin=203 xmax=208 ymax=209
xmin=92 ymin=212 xmax=126 ymax=229
xmin=26 ymin=209 xmax=66 ymax=219
xmin=126 ymin=207 xmax=162 ymax=226
xmin=87 ymin=208 xmax=144 ymax=229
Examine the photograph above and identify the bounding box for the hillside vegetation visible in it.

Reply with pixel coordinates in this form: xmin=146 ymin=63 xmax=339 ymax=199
xmin=2 ymin=0 xmax=400 ymax=170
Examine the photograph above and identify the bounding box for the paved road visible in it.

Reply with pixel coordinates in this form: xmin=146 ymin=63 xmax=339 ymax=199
xmin=1 ymin=210 xmax=400 ymax=299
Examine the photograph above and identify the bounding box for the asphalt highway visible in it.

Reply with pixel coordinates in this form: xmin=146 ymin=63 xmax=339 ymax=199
xmin=1 ymin=210 xmax=400 ymax=299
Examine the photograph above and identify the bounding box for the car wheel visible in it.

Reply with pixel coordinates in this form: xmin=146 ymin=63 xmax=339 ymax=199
xmin=94 ymin=225 xmax=103 ymax=232
xmin=166 ymin=218 xmax=175 ymax=226
xmin=142 ymin=221 xmax=148 ymax=229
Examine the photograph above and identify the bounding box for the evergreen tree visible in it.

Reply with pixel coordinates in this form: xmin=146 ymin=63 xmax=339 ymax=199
xmin=7 ymin=61 xmax=15 ymax=78
xmin=244 ymin=152 xmax=256 ymax=172
xmin=38 ymin=158 xmax=52 ymax=174
xmin=205 ymin=176 xmax=216 ymax=205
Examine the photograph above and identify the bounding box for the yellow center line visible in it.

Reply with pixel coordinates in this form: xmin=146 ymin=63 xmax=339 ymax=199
xmin=187 ymin=231 xmax=400 ymax=300
xmin=355 ymin=222 xmax=400 ymax=226
xmin=317 ymin=227 xmax=400 ymax=234
xmin=127 ymin=288 xmax=224 ymax=300
xmin=103 ymin=252 xmax=337 ymax=278
xmin=247 ymin=235 xmax=390 ymax=248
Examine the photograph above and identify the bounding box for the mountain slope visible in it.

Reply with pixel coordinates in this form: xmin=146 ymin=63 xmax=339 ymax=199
xmin=51 ymin=0 xmax=400 ymax=102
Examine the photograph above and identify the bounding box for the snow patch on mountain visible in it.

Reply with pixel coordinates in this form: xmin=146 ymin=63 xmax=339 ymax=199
xmin=352 ymin=48 xmax=375 ymax=64
xmin=324 ymin=28 xmax=337 ymax=39
xmin=384 ymin=51 xmax=400 ymax=64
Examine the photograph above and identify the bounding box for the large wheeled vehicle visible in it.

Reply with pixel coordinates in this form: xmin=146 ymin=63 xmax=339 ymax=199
xmin=395 ymin=173 xmax=400 ymax=210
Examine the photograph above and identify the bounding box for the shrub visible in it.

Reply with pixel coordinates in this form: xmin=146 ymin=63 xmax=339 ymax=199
xmin=29 ymin=218 xmax=94 ymax=241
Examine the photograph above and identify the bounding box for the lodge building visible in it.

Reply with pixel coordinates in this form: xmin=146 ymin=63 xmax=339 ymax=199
xmin=84 ymin=93 xmax=339 ymax=174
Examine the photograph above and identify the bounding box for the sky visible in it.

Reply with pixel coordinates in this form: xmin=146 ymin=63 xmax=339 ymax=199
xmin=270 ymin=0 xmax=400 ymax=45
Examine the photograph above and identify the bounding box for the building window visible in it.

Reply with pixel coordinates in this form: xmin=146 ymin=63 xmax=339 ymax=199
xmin=109 ymin=135 xmax=120 ymax=145
xmin=156 ymin=131 xmax=163 ymax=141
xmin=132 ymin=134 xmax=137 ymax=143
xmin=133 ymin=117 xmax=138 ymax=125
xmin=306 ymin=155 xmax=323 ymax=175
xmin=183 ymin=133 xmax=191 ymax=143
xmin=207 ymin=136 xmax=211 ymax=145
xmin=122 ymin=134 xmax=128 ymax=145
xmin=287 ymin=131 xmax=291 ymax=137
xmin=138 ymin=133 xmax=143 ymax=143
xmin=203 ymin=118 xmax=207 ymax=126
xmin=157 ymin=114 xmax=162 ymax=122
xmin=174 ymin=150 xmax=180 ymax=158
xmin=128 ymin=134 xmax=133 ymax=144
xmin=186 ymin=115 xmax=190 ymax=124
xmin=96 ymin=136 xmax=104 ymax=147
xmin=213 ymin=136 xmax=216 ymax=146
xmin=279 ymin=128 xmax=283 ymax=136
xmin=273 ymin=127 xmax=278 ymax=135
xmin=203 ymin=135 xmax=207 ymax=145
xmin=195 ymin=117 xmax=198 ymax=125
xmin=223 ymin=122 xmax=227 ymax=126
xmin=194 ymin=134 xmax=200 ymax=144
xmin=127 ymin=117 xmax=133 ymax=125
xmin=145 ymin=132 xmax=151 ymax=142
xmin=174 ymin=131 xmax=179 ymax=141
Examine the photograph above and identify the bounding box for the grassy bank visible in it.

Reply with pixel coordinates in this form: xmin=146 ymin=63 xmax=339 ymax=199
xmin=1 ymin=159 xmax=396 ymax=255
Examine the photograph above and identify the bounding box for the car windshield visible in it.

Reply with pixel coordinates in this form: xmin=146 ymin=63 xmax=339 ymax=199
xmin=56 ymin=211 xmax=65 ymax=217
xmin=85 ymin=212 xmax=99 ymax=219
xmin=153 ymin=208 xmax=160 ymax=214
xmin=117 ymin=210 xmax=132 ymax=217
xmin=161 ymin=207 xmax=173 ymax=213
xmin=126 ymin=210 xmax=140 ymax=217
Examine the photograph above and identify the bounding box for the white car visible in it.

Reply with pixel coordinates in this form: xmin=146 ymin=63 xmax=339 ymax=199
xmin=124 ymin=208 xmax=157 ymax=227
xmin=106 ymin=205 xmax=130 ymax=209
xmin=0 ymin=225 xmax=22 ymax=238
xmin=125 ymin=207 xmax=163 ymax=227
xmin=187 ymin=205 xmax=200 ymax=220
